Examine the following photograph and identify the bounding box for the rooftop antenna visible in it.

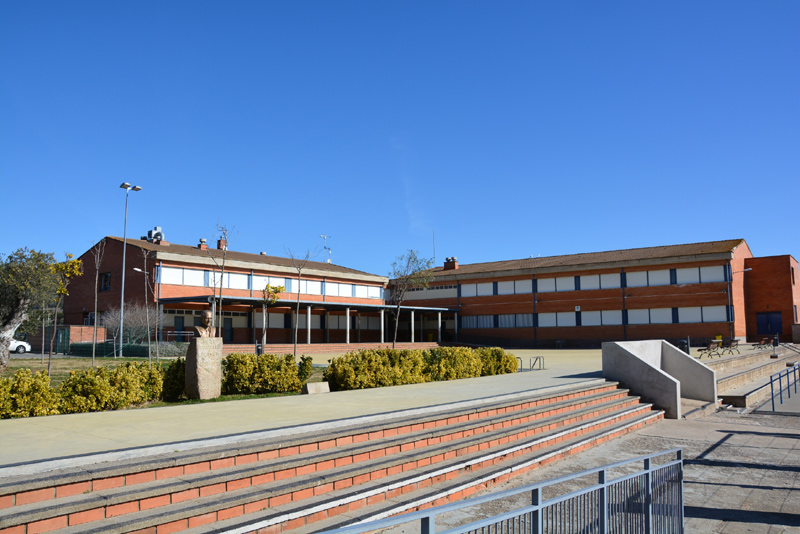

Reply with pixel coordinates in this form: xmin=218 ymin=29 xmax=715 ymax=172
xmin=320 ymin=234 xmax=332 ymax=264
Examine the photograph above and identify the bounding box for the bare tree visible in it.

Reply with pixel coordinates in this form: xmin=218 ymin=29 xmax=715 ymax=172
xmin=206 ymin=222 xmax=237 ymax=338
xmin=90 ymin=238 xmax=106 ymax=367
xmin=389 ymin=250 xmax=434 ymax=348
xmin=103 ymin=304 xmax=163 ymax=350
xmin=285 ymin=246 xmax=320 ymax=360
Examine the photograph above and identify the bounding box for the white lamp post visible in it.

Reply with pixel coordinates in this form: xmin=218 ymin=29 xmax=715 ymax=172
xmin=119 ymin=182 xmax=142 ymax=358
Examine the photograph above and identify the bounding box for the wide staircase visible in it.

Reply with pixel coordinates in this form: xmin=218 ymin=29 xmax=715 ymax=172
xmin=0 ymin=380 xmax=662 ymax=534
xmin=702 ymin=344 xmax=799 ymax=410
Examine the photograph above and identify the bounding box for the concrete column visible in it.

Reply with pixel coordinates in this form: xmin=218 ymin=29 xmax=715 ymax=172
xmin=306 ymin=305 xmax=311 ymax=344
xmin=411 ymin=310 xmax=415 ymax=343
xmin=346 ymin=307 xmax=350 ymax=344
xmin=380 ymin=309 xmax=385 ymax=344
xmin=438 ymin=312 xmax=442 ymax=343
xmin=158 ymin=303 xmax=164 ymax=342
xmin=454 ymin=312 xmax=459 ymax=342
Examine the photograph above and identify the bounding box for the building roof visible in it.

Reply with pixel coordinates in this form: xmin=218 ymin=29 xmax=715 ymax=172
xmin=104 ymin=236 xmax=388 ymax=283
xmin=431 ymin=239 xmax=747 ymax=279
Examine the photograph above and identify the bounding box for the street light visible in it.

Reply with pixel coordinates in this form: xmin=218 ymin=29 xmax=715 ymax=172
xmin=119 ymin=182 xmax=142 ymax=358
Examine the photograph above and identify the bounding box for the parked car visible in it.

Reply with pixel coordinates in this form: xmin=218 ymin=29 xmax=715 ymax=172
xmin=9 ymin=339 xmax=32 ymax=354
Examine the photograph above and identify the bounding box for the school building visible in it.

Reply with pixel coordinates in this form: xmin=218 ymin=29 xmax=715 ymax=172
xmin=63 ymin=233 xmax=450 ymax=348
xmin=404 ymin=238 xmax=800 ymax=347
xmin=63 ymin=235 xmax=800 ymax=350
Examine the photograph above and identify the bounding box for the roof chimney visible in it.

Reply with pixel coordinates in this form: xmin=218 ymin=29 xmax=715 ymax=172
xmin=198 ymin=238 xmax=208 ymax=251
xmin=217 ymin=239 xmax=227 ymax=250
xmin=444 ymin=256 xmax=459 ymax=270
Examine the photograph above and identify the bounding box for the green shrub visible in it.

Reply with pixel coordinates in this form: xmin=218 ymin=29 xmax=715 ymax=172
xmin=162 ymin=358 xmax=186 ymax=401
xmin=59 ymin=363 xmax=164 ymax=413
xmin=297 ymin=355 xmax=313 ymax=383
xmin=424 ymin=346 xmax=482 ymax=381
xmin=59 ymin=368 xmax=114 ymax=413
xmin=476 ymin=347 xmax=518 ymax=375
xmin=222 ymin=353 xmax=303 ymax=395
xmin=0 ymin=369 xmax=60 ymax=418
xmin=324 ymin=349 xmax=428 ymax=391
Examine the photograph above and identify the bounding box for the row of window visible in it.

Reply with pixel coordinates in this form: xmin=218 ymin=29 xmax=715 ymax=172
xmin=461 ymin=305 xmax=730 ymax=328
xmin=157 ymin=267 xmax=383 ymax=299
xmin=455 ymin=266 xmax=728 ymax=297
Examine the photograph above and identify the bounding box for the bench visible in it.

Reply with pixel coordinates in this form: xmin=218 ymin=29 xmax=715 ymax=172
xmin=698 ymin=340 xmax=722 ymax=359
xmin=721 ymin=338 xmax=740 ymax=355
xmin=750 ymin=338 xmax=771 ymax=350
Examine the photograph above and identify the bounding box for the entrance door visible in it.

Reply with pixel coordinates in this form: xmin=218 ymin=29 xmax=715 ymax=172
xmin=756 ymin=312 xmax=782 ymax=336
xmin=224 ymin=318 xmax=233 ymax=343
xmin=174 ymin=316 xmax=185 ymax=342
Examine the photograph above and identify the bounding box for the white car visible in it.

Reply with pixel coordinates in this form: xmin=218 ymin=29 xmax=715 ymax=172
xmin=10 ymin=339 xmax=31 ymax=354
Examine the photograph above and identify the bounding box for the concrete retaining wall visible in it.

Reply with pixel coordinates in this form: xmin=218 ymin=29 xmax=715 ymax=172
xmin=602 ymin=340 xmax=716 ymax=419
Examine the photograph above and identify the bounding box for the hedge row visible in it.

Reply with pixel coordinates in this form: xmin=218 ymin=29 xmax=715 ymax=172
xmin=0 ymin=354 xmax=313 ymax=419
xmin=69 ymin=341 xmax=189 ymax=359
xmin=323 ymin=346 xmax=517 ymax=391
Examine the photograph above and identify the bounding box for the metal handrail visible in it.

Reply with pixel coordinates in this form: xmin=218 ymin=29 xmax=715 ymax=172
xmin=307 ymin=448 xmax=684 ymax=534
xmin=770 ymin=362 xmax=800 ymax=411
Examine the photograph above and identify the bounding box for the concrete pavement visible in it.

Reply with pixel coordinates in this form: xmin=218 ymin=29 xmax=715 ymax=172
xmin=3 ymin=348 xmax=799 ymax=533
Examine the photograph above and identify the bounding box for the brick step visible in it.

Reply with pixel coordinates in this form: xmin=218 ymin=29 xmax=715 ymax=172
xmin=195 ymin=408 xmax=665 ymax=534
xmin=0 ymin=382 xmax=620 ymax=510
xmin=41 ymin=399 xmax=659 ymax=534
xmin=716 ymin=355 xmax=795 ymax=394
xmin=0 ymin=392 xmax=641 ymax=532
xmin=702 ymin=349 xmax=777 ymax=374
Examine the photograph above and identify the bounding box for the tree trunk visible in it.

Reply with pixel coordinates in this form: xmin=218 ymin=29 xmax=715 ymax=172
xmin=392 ymin=303 xmax=402 ymax=349
xmin=262 ymin=305 xmax=267 ymax=346
xmin=48 ymin=297 xmax=62 ymax=376
xmin=92 ymin=269 xmax=99 ymax=367
xmin=0 ymin=299 xmax=29 ymax=370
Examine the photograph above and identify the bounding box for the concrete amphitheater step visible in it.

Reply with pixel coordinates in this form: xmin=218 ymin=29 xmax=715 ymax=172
xmin=0 ymin=381 xmax=660 ymax=534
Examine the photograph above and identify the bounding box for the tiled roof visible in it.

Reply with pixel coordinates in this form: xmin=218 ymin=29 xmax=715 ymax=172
xmin=431 ymin=239 xmax=746 ymax=277
xmin=105 ymin=237 xmax=386 ymax=280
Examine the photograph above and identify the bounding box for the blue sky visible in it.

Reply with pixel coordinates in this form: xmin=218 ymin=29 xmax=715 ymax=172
xmin=1 ymin=1 xmax=798 ymax=276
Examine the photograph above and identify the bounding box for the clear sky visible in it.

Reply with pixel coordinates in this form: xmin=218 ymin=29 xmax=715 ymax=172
xmin=1 ymin=1 xmax=798 ymax=276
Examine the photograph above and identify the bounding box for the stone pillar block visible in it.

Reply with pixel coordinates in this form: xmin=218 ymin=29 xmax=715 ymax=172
xmin=185 ymin=338 xmax=223 ymax=399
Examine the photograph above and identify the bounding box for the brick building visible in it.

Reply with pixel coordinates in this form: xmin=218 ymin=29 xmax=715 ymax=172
xmin=403 ymin=239 xmax=800 ymax=346
xmin=63 ymin=234 xmax=448 ymax=347
xmin=64 ymin=236 xmax=799 ymax=348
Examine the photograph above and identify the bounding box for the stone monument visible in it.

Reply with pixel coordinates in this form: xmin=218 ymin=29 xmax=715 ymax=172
xmin=185 ymin=310 xmax=223 ymax=399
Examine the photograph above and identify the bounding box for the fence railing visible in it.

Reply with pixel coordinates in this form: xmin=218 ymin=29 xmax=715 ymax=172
xmin=770 ymin=363 xmax=800 ymax=411
xmin=307 ymin=449 xmax=684 ymax=534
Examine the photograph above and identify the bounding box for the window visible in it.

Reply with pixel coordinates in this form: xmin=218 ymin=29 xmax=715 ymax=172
xmin=497 ymin=281 xmax=514 ymax=295
xmin=498 ymin=314 xmax=515 ymax=328
xmin=678 ymin=307 xmax=702 ymax=323
xmin=792 ymin=267 xmax=796 ymax=285
xmin=100 ymin=273 xmax=111 ymax=292
xmin=601 ymin=310 xmax=623 ymax=325
xmin=515 ymin=313 xmax=534 ymax=327
xmin=675 ymin=268 xmax=700 ymax=284
xmin=650 ymin=308 xmax=673 ymax=324
xmin=476 ymin=282 xmax=493 ymax=296
xmin=581 ymin=311 xmax=602 ymax=326
xmin=555 ymin=277 xmax=575 ymax=292
xmin=627 ymin=309 xmax=649 ymax=325
xmin=535 ymin=278 xmax=554 ymax=293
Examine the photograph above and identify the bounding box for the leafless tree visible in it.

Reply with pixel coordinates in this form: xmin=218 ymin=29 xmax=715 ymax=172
xmin=90 ymin=238 xmax=106 ymax=366
xmin=103 ymin=304 xmax=163 ymax=352
xmin=389 ymin=250 xmax=434 ymax=348
xmin=206 ymin=222 xmax=237 ymax=337
xmin=285 ymin=246 xmax=320 ymax=360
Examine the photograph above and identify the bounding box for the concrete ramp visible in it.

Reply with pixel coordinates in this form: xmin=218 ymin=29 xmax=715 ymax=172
xmin=602 ymin=340 xmax=717 ymax=419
